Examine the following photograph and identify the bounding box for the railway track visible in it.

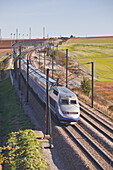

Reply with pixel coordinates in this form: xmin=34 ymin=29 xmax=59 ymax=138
xmin=80 ymin=111 xmax=113 ymax=142
xmin=63 ymin=124 xmax=113 ymax=169
xmin=80 ymin=103 xmax=113 ymax=142
xmin=19 ymin=48 xmax=113 ymax=169
xmin=60 ymin=101 xmax=113 ymax=169
xmin=80 ymin=102 xmax=113 ymax=131
xmin=49 ymin=103 xmax=113 ymax=169
xmin=79 ymin=110 xmax=113 ymax=142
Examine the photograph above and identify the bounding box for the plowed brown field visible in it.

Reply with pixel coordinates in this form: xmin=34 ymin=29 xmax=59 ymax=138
xmin=94 ymin=81 xmax=113 ymax=102
xmin=0 ymin=49 xmax=11 ymax=56
xmin=0 ymin=40 xmax=12 ymax=56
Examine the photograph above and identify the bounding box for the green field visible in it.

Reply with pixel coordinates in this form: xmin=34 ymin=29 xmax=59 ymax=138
xmin=59 ymin=37 xmax=113 ymax=81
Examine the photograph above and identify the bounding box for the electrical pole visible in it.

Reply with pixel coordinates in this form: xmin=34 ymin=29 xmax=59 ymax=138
xmin=14 ymin=44 xmax=17 ymax=79
xmin=14 ymin=34 xmax=15 ymax=39
xmin=27 ymin=56 xmax=29 ymax=103
xmin=86 ymin=62 xmax=94 ymax=108
xmin=19 ymin=33 xmax=20 ymax=39
xmin=91 ymin=62 xmax=94 ymax=108
xmin=29 ymin=27 xmax=31 ymax=39
xmin=45 ymin=68 xmax=54 ymax=148
xmin=45 ymin=68 xmax=49 ymax=135
xmin=10 ymin=33 xmax=12 ymax=57
xmin=52 ymin=44 xmax=54 ymax=79
xmin=39 ymin=51 xmax=40 ymax=69
xmin=47 ymin=42 xmax=50 ymax=56
xmin=0 ymin=29 xmax=1 ymax=40
xmin=43 ymin=27 xmax=45 ymax=39
xmin=66 ymin=49 xmax=68 ymax=88
xmin=16 ymin=28 xmax=18 ymax=39
xmin=19 ymin=46 xmax=21 ymax=90
xmin=23 ymin=34 xmax=24 ymax=45
xmin=44 ymin=51 xmax=46 ymax=74
xmin=56 ymin=44 xmax=58 ymax=65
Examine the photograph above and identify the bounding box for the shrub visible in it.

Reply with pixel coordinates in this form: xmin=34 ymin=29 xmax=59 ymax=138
xmin=0 ymin=130 xmax=49 ymax=170
xmin=108 ymin=105 xmax=113 ymax=111
xmin=81 ymin=77 xmax=91 ymax=96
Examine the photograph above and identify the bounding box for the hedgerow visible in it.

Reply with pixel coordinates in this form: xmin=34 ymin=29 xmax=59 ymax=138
xmin=0 ymin=129 xmax=48 ymax=170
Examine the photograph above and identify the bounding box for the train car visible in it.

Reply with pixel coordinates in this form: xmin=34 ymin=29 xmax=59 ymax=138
xmin=21 ymin=59 xmax=80 ymax=124
xmin=49 ymin=86 xmax=80 ymax=124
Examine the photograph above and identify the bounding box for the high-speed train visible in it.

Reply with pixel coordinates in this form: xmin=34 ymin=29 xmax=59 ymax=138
xmin=21 ymin=59 xmax=80 ymax=124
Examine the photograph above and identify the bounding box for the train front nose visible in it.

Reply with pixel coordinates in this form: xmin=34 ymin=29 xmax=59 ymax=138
xmin=61 ymin=105 xmax=80 ymax=118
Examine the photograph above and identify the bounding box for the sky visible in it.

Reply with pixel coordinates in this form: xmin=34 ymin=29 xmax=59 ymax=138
xmin=0 ymin=0 xmax=113 ymax=39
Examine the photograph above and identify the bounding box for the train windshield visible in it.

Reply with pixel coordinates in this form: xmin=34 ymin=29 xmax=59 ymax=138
xmin=70 ymin=100 xmax=76 ymax=104
xmin=61 ymin=99 xmax=69 ymax=105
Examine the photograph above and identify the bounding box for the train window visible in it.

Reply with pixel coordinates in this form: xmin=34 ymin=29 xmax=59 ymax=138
xmin=61 ymin=99 xmax=69 ymax=105
xmin=50 ymin=97 xmax=56 ymax=108
xmin=53 ymin=90 xmax=58 ymax=96
xmin=70 ymin=100 xmax=76 ymax=104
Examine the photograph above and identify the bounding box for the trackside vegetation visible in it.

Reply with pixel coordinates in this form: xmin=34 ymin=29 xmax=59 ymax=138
xmin=0 ymin=78 xmax=48 ymax=169
xmin=0 ymin=55 xmax=10 ymax=62
xmin=0 ymin=130 xmax=48 ymax=170
xmin=81 ymin=77 xmax=91 ymax=96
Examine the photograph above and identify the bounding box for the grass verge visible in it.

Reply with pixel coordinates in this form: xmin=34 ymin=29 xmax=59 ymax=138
xmin=0 ymin=78 xmax=48 ymax=169
xmin=0 ymin=55 xmax=10 ymax=62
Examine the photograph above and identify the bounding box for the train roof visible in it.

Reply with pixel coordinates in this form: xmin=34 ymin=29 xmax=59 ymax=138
xmin=54 ymin=86 xmax=77 ymax=98
xmin=22 ymin=60 xmax=76 ymax=96
xmin=22 ymin=59 xmax=56 ymax=85
xmin=22 ymin=59 xmax=78 ymax=99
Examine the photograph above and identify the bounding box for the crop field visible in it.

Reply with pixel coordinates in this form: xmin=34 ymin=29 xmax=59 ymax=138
xmin=0 ymin=49 xmax=11 ymax=56
xmin=59 ymin=37 xmax=113 ymax=81
xmin=59 ymin=37 xmax=113 ymax=103
xmin=94 ymin=81 xmax=113 ymax=102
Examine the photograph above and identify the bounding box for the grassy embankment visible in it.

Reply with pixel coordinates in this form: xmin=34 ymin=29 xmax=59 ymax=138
xmin=0 ymin=55 xmax=10 ymax=70
xmin=0 ymin=78 xmax=48 ymax=169
xmin=0 ymin=55 xmax=10 ymax=62
xmin=59 ymin=37 xmax=113 ymax=81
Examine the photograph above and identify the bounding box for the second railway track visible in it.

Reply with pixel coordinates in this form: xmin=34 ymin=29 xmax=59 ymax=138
xmin=80 ymin=110 xmax=113 ymax=143
xmin=63 ymin=124 xmax=113 ymax=169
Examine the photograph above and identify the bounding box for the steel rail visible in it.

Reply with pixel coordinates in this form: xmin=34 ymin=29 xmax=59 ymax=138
xmin=64 ymin=125 xmax=113 ymax=169
xmin=63 ymin=126 xmax=104 ymax=170
xmin=72 ymin=125 xmax=113 ymax=167
xmin=80 ymin=104 xmax=113 ymax=133
xmin=80 ymin=113 xmax=113 ymax=142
